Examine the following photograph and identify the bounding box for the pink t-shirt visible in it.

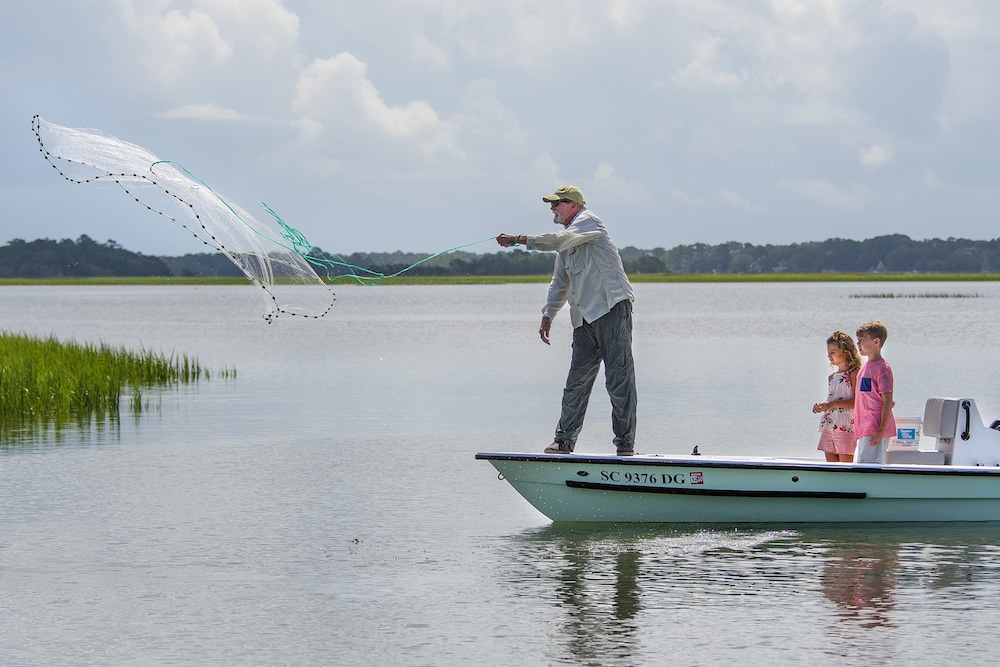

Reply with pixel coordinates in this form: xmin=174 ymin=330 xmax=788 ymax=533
xmin=854 ymin=358 xmax=896 ymax=438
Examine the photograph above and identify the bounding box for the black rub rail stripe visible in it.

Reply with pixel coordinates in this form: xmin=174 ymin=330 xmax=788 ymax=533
xmin=565 ymin=479 xmax=867 ymax=499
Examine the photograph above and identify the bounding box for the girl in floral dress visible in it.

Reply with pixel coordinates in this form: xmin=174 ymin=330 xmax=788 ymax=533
xmin=812 ymin=331 xmax=862 ymax=462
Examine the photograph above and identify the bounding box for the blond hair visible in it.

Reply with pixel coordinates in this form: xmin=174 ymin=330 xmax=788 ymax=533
xmin=827 ymin=330 xmax=862 ymax=372
xmin=856 ymin=320 xmax=888 ymax=346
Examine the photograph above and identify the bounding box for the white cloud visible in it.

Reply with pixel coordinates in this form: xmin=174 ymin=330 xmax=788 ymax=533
xmin=687 ymin=126 xmax=737 ymax=170
xmin=197 ymin=0 xmax=299 ymax=56
xmin=718 ymin=190 xmax=767 ymax=213
xmin=455 ymin=79 xmax=526 ymax=151
xmin=884 ymin=0 xmax=1000 ymax=126
xmin=411 ymin=32 xmax=450 ymax=69
xmin=670 ymin=190 xmax=706 ymax=206
xmin=108 ymin=0 xmax=301 ymax=111
xmin=533 ymin=153 xmax=562 ymax=184
xmin=590 ymin=163 xmax=650 ymax=207
xmin=923 ymin=170 xmax=943 ymax=190
xmin=114 ymin=0 xmax=232 ymax=85
xmin=293 ymin=53 xmax=459 ymax=156
xmin=784 ymin=100 xmax=861 ymax=127
xmin=444 ymin=2 xmax=613 ymax=68
xmin=859 ymin=143 xmax=894 ymax=168
xmin=6 ymin=0 xmax=1000 ymax=255
xmin=156 ymin=104 xmax=251 ymax=121
xmin=673 ymin=37 xmax=747 ymax=90
xmin=779 ymin=178 xmax=872 ymax=210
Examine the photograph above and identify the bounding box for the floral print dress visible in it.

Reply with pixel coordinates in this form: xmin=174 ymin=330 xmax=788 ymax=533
xmin=818 ymin=370 xmax=855 ymax=453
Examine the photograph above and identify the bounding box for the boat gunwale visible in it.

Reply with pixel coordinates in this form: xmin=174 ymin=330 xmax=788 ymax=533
xmin=474 ymin=451 xmax=1000 ymax=477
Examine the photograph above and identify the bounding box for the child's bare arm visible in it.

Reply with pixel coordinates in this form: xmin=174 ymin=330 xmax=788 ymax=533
xmin=812 ymin=370 xmax=858 ymax=413
xmin=871 ymin=390 xmax=894 ymax=442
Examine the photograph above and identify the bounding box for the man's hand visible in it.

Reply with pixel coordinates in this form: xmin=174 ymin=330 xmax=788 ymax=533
xmin=539 ymin=316 xmax=552 ymax=345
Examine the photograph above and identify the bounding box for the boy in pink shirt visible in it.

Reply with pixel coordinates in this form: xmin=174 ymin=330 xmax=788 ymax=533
xmin=854 ymin=321 xmax=896 ymax=464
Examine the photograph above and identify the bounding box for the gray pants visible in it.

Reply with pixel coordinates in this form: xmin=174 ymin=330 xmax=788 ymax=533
xmin=554 ymin=300 xmax=637 ymax=451
xmin=855 ymin=436 xmax=889 ymax=464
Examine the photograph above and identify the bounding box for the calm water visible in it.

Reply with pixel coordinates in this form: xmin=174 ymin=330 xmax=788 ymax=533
xmin=2 ymin=282 xmax=1000 ymax=665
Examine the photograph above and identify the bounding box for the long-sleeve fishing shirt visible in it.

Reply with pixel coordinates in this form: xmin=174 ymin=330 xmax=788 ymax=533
xmin=525 ymin=209 xmax=634 ymax=328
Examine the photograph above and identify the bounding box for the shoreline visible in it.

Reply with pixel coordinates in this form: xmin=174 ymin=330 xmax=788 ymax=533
xmin=1 ymin=273 xmax=1000 ymax=286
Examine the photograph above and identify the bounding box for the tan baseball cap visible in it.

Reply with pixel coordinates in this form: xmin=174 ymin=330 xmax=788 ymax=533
xmin=541 ymin=185 xmax=586 ymax=206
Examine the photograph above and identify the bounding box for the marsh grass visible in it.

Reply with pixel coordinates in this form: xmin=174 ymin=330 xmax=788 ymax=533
xmin=849 ymin=292 xmax=985 ymax=299
xmin=0 ymin=331 xmax=215 ymax=434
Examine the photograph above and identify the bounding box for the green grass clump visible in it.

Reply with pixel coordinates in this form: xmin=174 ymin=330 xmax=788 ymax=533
xmin=850 ymin=292 xmax=984 ymax=299
xmin=0 ymin=331 xmax=212 ymax=433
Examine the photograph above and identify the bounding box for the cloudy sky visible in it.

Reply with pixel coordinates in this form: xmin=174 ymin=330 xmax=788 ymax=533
xmin=2 ymin=0 xmax=999 ymax=256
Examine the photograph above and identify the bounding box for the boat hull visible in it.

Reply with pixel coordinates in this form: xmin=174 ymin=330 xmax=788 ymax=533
xmin=475 ymin=452 xmax=1000 ymax=523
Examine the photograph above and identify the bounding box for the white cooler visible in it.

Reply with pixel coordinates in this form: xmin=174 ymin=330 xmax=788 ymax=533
xmin=889 ymin=416 xmax=922 ymax=448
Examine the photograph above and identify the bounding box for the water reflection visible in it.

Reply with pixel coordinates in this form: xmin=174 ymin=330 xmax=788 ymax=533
xmin=820 ymin=541 xmax=899 ymax=629
xmin=501 ymin=523 xmax=1000 ymax=665
xmin=0 ymin=417 xmax=122 ymax=450
xmin=514 ymin=524 xmax=646 ymax=665
xmin=0 ymin=383 xmax=204 ymax=451
xmin=506 ymin=523 xmax=797 ymax=665
xmin=804 ymin=524 xmax=1000 ymax=633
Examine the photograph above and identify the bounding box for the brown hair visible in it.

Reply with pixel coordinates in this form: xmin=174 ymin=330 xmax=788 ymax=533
xmin=856 ymin=320 xmax=888 ymax=346
xmin=827 ymin=330 xmax=862 ymax=372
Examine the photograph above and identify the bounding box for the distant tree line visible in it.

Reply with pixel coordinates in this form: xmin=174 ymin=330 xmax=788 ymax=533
xmin=3 ymin=234 xmax=1000 ymax=278
xmin=647 ymin=235 xmax=1000 ymax=274
xmin=0 ymin=236 xmax=170 ymax=278
xmin=313 ymin=234 xmax=1000 ymax=276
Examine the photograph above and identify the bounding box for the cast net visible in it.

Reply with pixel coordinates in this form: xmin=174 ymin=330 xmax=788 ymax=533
xmin=32 ymin=115 xmax=336 ymax=322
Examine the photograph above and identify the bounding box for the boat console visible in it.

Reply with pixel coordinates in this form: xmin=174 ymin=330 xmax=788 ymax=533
xmin=916 ymin=398 xmax=1000 ymax=466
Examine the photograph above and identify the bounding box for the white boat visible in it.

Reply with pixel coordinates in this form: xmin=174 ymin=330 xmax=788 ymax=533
xmin=476 ymin=397 xmax=1000 ymax=523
